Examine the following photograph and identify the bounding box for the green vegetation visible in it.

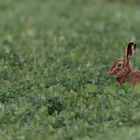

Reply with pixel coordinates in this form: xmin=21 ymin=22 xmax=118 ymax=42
xmin=0 ymin=0 xmax=140 ymax=139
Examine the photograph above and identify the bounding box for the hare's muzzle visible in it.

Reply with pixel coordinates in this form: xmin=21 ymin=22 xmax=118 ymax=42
xmin=108 ymin=70 xmax=114 ymax=75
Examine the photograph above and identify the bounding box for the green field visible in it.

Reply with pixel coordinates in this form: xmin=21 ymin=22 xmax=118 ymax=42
xmin=1 ymin=0 xmax=140 ymax=140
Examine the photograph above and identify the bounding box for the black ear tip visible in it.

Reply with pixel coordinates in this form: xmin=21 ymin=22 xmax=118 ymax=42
xmin=128 ymin=42 xmax=136 ymax=49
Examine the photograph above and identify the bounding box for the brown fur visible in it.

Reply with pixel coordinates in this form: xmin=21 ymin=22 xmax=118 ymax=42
xmin=108 ymin=42 xmax=140 ymax=85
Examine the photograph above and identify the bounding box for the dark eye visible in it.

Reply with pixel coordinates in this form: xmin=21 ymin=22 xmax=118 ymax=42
xmin=117 ymin=63 xmax=122 ymax=68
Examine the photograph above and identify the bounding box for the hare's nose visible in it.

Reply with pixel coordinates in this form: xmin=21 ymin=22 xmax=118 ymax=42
xmin=108 ymin=70 xmax=113 ymax=75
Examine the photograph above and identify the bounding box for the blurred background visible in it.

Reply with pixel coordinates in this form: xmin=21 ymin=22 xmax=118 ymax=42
xmin=95 ymin=0 xmax=140 ymax=3
xmin=1 ymin=0 xmax=140 ymax=140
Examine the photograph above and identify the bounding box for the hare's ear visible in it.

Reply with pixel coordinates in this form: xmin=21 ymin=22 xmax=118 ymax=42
xmin=124 ymin=42 xmax=136 ymax=62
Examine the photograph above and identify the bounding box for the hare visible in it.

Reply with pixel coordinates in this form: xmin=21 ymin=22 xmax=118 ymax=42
xmin=108 ymin=42 xmax=140 ymax=85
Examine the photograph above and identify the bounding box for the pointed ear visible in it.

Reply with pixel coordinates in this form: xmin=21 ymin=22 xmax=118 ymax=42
xmin=124 ymin=42 xmax=136 ymax=61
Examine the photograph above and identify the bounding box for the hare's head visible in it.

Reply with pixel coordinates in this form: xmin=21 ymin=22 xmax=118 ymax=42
xmin=108 ymin=42 xmax=136 ymax=78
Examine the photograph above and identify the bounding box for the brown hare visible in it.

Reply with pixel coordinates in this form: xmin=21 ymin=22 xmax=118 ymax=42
xmin=108 ymin=42 xmax=140 ymax=85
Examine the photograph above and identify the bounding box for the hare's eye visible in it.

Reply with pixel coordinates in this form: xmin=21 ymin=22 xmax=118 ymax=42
xmin=117 ymin=63 xmax=122 ymax=68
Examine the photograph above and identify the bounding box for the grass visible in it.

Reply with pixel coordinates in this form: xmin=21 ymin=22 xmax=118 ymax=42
xmin=0 ymin=0 xmax=140 ymax=140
